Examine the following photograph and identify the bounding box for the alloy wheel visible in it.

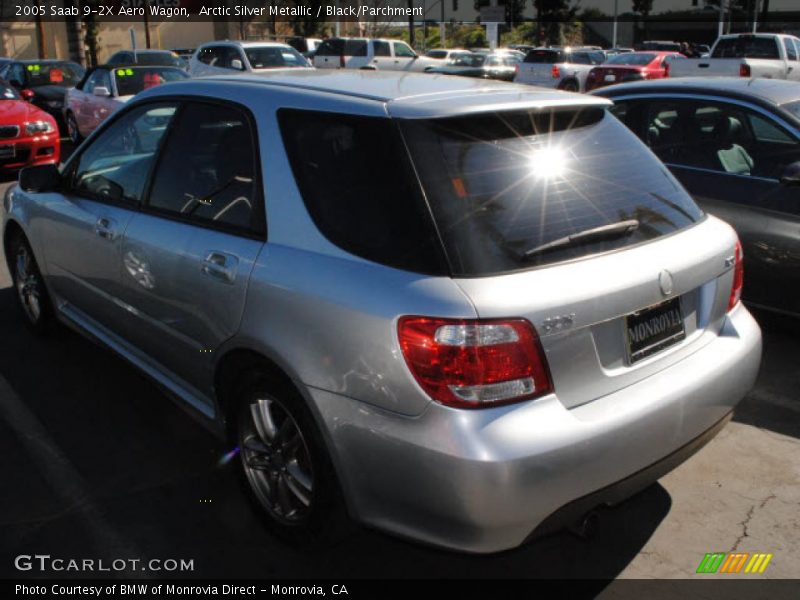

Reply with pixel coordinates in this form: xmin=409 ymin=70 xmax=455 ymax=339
xmin=240 ymin=396 xmax=315 ymax=525
xmin=14 ymin=244 xmax=42 ymax=324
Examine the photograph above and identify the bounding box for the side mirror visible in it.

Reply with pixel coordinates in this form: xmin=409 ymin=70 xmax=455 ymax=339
xmin=20 ymin=89 xmax=34 ymax=101
xmin=92 ymin=86 xmax=111 ymax=97
xmin=19 ymin=164 xmax=61 ymax=193
xmin=779 ymin=161 xmax=800 ymax=186
xmin=230 ymin=58 xmax=244 ymax=71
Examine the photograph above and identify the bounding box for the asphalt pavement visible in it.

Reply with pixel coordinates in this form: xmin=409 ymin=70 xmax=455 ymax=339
xmin=0 ymin=173 xmax=798 ymax=581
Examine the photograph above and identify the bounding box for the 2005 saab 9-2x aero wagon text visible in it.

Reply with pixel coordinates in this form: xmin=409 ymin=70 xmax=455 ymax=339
xmin=2 ymin=71 xmax=762 ymax=553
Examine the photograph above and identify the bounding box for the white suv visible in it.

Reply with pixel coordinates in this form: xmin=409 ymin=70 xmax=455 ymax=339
xmin=189 ymin=41 xmax=311 ymax=77
xmin=515 ymin=47 xmax=606 ymax=92
xmin=313 ymin=37 xmax=437 ymax=71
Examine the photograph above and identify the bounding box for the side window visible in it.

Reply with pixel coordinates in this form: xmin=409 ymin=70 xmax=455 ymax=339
xmin=393 ymin=42 xmax=416 ymax=58
xmin=784 ymin=38 xmax=798 ymax=61
xmin=792 ymin=38 xmax=800 ymax=60
xmin=277 ymin=109 xmax=444 ymax=274
xmin=644 ymin=98 xmax=800 ymax=179
xmin=571 ymin=53 xmax=591 ymax=65
xmin=373 ymin=41 xmax=391 ymax=57
xmin=95 ymin=69 xmax=111 ymax=92
xmin=147 ymin=102 xmax=262 ymax=235
xmin=198 ymin=47 xmax=218 ymax=65
xmin=9 ymin=64 xmax=25 ymax=86
xmin=82 ymin=70 xmax=102 ymax=92
xmin=221 ymin=47 xmax=244 ymax=69
xmin=72 ymin=103 xmax=177 ymax=204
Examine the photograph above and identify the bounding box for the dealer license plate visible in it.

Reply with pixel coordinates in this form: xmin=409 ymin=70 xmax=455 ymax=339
xmin=625 ymin=296 xmax=685 ymax=364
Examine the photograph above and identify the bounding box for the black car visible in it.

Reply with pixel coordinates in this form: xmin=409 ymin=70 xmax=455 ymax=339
xmin=425 ymin=52 xmax=521 ymax=82
xmin=593 ymin=78 xmax=800 ymax=317
xmin=0 ymin=59 xmax=85 ymax=132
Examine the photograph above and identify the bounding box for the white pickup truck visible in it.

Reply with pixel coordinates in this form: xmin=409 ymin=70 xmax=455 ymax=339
xmin=668 ymin=33 xmax=800 ymax=80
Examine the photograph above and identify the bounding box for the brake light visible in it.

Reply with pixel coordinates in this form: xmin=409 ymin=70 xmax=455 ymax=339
xmin=664 ymin=63 xmax=670 ymax=77
xmin=398 ymin=317 xmax=553 ymax=409
xmin=728 ymin=241 xmax=744 ymax=311
xmin=740 ymin=63 xmax=751 ymax=77
xmin=551 ymin=65 xmax=561 ymax=78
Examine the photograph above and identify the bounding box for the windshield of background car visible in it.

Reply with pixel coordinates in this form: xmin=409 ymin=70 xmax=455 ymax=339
xmin=134 ymin=52 xmax=184 ymax=67
xmin=712 ymin=37 xmax=780 ymax=59
xmin=25 ymin=62 xmax=84 ymax=87
xmin=0 ymin=82 xmax=20 ymax=99
xmin=400 ymin=107 xmax=703 ymax=276
xmin=783 ymin=100 xmax=800 ymax=119
xmin=245 ymin=46 xmax=308 ymax=68
xmin=112 ymin=67 xmax=189 ymax=96
xmin=606 ymin=53 xmax=657 ymax=66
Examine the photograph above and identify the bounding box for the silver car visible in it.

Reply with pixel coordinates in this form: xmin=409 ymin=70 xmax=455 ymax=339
xmin=2 ymin=72 xmax=762 ymax=553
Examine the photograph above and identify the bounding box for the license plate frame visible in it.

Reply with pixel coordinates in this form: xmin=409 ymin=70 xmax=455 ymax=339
xmin=625 ymin=296 xmax=685 ymax=364
xmin=0 ymin=144 xmax=15 ymax=159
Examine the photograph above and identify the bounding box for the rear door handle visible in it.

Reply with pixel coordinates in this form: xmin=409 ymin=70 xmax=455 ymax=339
xmin=94 ymin=217 xmax=118 ymax=241
xmin=201 ymin=251 xmax=238 ymax=284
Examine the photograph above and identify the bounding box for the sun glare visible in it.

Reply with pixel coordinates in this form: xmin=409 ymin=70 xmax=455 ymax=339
xmin=529 ymin=146 xmax=568 ymax=180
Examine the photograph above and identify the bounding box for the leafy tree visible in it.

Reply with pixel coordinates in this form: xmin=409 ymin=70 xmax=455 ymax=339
xmin=632 ymin=0 xmax=654 ymax=17
xmin=474 ymin=0 xmax=528 ymax=24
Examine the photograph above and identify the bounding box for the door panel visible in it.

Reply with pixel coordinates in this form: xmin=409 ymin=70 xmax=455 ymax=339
xmin=43 ymin=101 xmax=178 ymax=331
xmin=115 ymin=100 xmax=266 ymax=391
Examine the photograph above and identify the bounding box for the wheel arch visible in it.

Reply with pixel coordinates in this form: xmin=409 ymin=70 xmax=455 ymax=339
xmin=213 ymin=345 xmax=357 ymax=517
xmin=2 ymin=218 xmax=25 ymax=274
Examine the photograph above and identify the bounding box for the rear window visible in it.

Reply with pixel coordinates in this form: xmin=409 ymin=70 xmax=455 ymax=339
xmin=245 ymin=46 xmax=308 ymax=68
xmin=524 ymin=50 xmax=563 ymax=64
xmin=400 ymin=108 xmax=703 ymax=276
xmin=24 ymin=62 xmax=83 ymax=87
xmin=607 ymin=53 xmax=657 ymax=66
xmin=278 ymin=110 xmax=446 ymax=275
xmin=712 ymin=36 xmax=780 ymax=59
xmin=426 ymin=50 xmax=448 ymax=59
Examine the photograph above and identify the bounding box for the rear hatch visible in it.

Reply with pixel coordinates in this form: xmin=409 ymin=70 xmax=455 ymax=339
xmin=400 ymin=105 xmax=738 ymax=409
xmin=518 ymin=49 xmax=565 ymax=84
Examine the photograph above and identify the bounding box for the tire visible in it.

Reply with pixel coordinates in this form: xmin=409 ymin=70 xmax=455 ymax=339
xmin=234 ymin=371 xmax=349 ymax=546
xmin=66 ymin=111 xmax=82 ymax=145
xmin=9 ymin=233 xmax=55 ymax=334
xmin=561 ymin=79 xmax=579 ymax=93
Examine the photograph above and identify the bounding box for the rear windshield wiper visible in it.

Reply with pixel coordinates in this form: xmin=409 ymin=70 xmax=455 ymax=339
xmin=521 ymin=219 xmax=640 ymax=260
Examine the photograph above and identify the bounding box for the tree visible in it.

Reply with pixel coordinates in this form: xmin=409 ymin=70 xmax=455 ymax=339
xmin=533 ymin=0 xmax=576 ymax=45
xmin=632 ymin=0 xmax=654 ymax=18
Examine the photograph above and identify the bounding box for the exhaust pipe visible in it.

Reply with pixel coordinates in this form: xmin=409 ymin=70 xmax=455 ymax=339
xmin=568 ymin=510 xmax=600 ymax=540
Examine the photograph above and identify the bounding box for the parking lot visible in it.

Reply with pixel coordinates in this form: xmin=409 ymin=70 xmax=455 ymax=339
xmin=0 ymin=165 xmax=798 ymax=580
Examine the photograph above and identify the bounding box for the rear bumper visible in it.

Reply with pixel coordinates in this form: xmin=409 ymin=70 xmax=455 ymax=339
xmin=308 ymin=303 xmax=761 ymax=553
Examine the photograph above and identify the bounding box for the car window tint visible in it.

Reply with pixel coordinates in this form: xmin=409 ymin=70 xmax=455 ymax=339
xmin=393 ymin=42 xmax=416 ymax=58
xmin=401 ymin=108 xmax=702 ymax=275
xmin=198 ymin=47 xmax=218 ymax=65
xmin=784 ymin=38 xmax=798 ymax=61
xmin=644 ymin=99 xmax=800 ymax=179
xmin=148 ymin=102 xmax=261 ymax=235
xmin=245 ymin=46 xmax=307 ymax=68
xmin=113 ymin=67 xmax=188 ymax=96
xmin=72 ymin=103 xmax=177 ymax=204
xmin=278 ymin=109 xmax=445 ymax=275
xmin=374 ymin=41 xmax=391 ymax=57
xmin=344 ymin=40 xmax=367 ymax=56
xmin=524 ymin=50 xmax=563 ymax=63
xmin=316 ymin=39 xmax=342 ymax=56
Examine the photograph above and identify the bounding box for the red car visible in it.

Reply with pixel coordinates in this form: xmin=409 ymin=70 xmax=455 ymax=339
xmin=0 ymin=79 xmax=60 ymax=172
xmin=585 ymin=52 xmax=686 ymax=91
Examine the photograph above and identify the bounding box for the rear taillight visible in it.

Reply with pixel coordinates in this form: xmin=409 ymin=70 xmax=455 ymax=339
xmin=398 ymin=317 xmax=553 ymax=409
xmin=740 ymin=63 xmax=751 ymax=77
xmin=664 ymin=63 xmax=670 ymax=77
xmin=728 ymin=241 xmax=744 ymax=311
xmin=551 ymin=65 xmax=561 ymax=79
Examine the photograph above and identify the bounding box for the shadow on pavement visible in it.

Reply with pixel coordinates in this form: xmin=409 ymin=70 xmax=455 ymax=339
xmin=732 ymin=308 xmax=800 ymax=441
xmin=0 ymin=281 xmax=672 ymax=579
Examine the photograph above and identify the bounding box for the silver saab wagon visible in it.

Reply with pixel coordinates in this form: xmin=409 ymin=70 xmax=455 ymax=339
xmin=2 ymin=72 xmax=762 ymax=553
